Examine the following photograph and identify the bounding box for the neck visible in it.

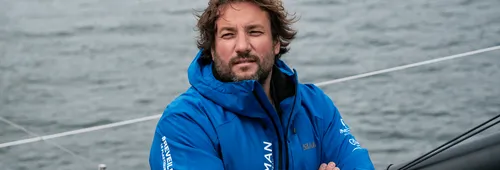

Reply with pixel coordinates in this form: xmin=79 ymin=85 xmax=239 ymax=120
xmin=261 ymin=70 xmax=274 ymax=106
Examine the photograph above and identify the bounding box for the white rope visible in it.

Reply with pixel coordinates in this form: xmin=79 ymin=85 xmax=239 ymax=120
xmin=0 ymin=45 xmax=499 ymax=149
xmin=315 ymin=45 xmax=500 ymax=86
xmin=0 ymin=117 xmax=93 ymax=170
xmin=0 ymin=114 xmax=161 ymax=148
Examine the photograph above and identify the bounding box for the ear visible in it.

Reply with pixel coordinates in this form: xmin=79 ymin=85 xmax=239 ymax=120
xmin=273 ymin=41 xmax=281 ymax=55
xmin=211 ymin=48 xmax=215 ymax=60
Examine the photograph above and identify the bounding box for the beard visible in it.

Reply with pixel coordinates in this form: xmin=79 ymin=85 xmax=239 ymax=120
xmin=213 ymin=50 xmax=274 ymax=84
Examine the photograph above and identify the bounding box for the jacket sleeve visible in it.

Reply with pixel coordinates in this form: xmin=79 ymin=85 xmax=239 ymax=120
xmin=318 ymin=89 xmax=375 ymax=170
xmin=149 ymin=111 xmax=224 ymax=170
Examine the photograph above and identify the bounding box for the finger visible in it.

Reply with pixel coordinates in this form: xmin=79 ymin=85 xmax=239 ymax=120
xmin=318 ymin=163 xmax=327 ymax=170
xmin=328 ymin=162 xmax=336 ymax=167
xmin=334 ymin=167 xmax=340 ymax=170
xmin=327 ymin=162 xmax=336 ymax=170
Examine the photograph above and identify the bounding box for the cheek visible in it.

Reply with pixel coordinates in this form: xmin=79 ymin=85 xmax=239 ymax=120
xmin=252 ymin=39 xmax=275 ymax=54
xmin=215 ymin=43 xmax=234 ymax=60
xmin=214 ymin=51 xmax=231 ymax=66
xmin=255 ymin=45 xmax=275 ymax=62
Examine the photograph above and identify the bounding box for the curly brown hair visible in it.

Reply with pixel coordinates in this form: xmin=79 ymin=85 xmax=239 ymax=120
xmin=194 ymin=0 xmax=298 ymax=62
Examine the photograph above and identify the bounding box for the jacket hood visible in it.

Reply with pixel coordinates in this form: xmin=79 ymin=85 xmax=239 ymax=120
xmin=187 ymin=50 xmax=298 ymax=118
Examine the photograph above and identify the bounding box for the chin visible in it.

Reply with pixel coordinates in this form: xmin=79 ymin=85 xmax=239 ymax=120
xmin=234 ymin=71 xmax=258 ymax=80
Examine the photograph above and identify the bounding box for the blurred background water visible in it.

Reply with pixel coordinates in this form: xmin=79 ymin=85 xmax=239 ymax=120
xmin=1 ymin=0 xmax=499 ymax=169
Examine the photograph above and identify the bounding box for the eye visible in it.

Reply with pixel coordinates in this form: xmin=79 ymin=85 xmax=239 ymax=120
xmin=249 ymin=31 xmax=263 ymax=36
xmin=221 ymin=33 xmax=234 ymax=39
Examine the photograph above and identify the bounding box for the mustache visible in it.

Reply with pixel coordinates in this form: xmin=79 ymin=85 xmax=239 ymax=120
xmin=229 ymin=53 xmax=260 ymax=65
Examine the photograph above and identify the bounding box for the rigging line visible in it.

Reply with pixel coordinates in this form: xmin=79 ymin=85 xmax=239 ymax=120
xmin=0 ymin=45 xmax=499 ymax=149
xmin=314 ymin=45 xmax=500 ymax=87
xmin=399 ymin=113 xmax=500 ymax=170
xmin=0 ymin=114 xmax=162 ymax=149
xmin=404 ymin=118 xmax=500 ymax=170
xmin=0 ymin=117 xmax=94 ymax=170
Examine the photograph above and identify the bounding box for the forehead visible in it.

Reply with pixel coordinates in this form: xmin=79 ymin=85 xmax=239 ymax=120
xmin=216 ymin=2 xmax=270 ymax=28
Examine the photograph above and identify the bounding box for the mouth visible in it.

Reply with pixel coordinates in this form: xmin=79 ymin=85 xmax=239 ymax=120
xmin=233 ymin=58 xmax=256 ymax=65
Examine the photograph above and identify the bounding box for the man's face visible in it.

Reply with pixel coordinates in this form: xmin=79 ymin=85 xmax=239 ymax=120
xmin=212 ymin=2 xmax=280 ymax=83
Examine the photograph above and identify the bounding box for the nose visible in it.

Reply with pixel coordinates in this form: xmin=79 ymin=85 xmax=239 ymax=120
xmin=235 ymin=32 xmax=251 ymax=54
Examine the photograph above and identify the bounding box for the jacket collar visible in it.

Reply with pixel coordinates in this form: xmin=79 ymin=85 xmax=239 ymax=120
xmin=187 ymin=50 xmax=299 ymax=118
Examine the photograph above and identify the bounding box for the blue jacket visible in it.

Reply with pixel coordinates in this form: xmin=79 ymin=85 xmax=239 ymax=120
xmin=149 ymin=50 xmax=375 ymax=170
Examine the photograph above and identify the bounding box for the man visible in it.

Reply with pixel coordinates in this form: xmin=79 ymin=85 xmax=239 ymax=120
xmin=149 ymin=0 xmax=375 ymax=170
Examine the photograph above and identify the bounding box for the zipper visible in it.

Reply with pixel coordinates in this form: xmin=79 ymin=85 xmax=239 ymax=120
xmin=270 ymin=77 xmax=286 ymax=170
xmin=272 ymin=71 xmax=298 ymax=170
xmin=254 ymin=71 xmax=299 ymax=170
xmin=284 ymin=89 xmax=298 ymax=170
xmin=253 ymin=91 xmax=298 ymax=169
xmin=253 ymin=90 xmax=283 ymax=170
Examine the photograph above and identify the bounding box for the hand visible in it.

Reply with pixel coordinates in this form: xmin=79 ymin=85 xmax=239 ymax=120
xmin=318 ymin=162 xmax=340 ymax=170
